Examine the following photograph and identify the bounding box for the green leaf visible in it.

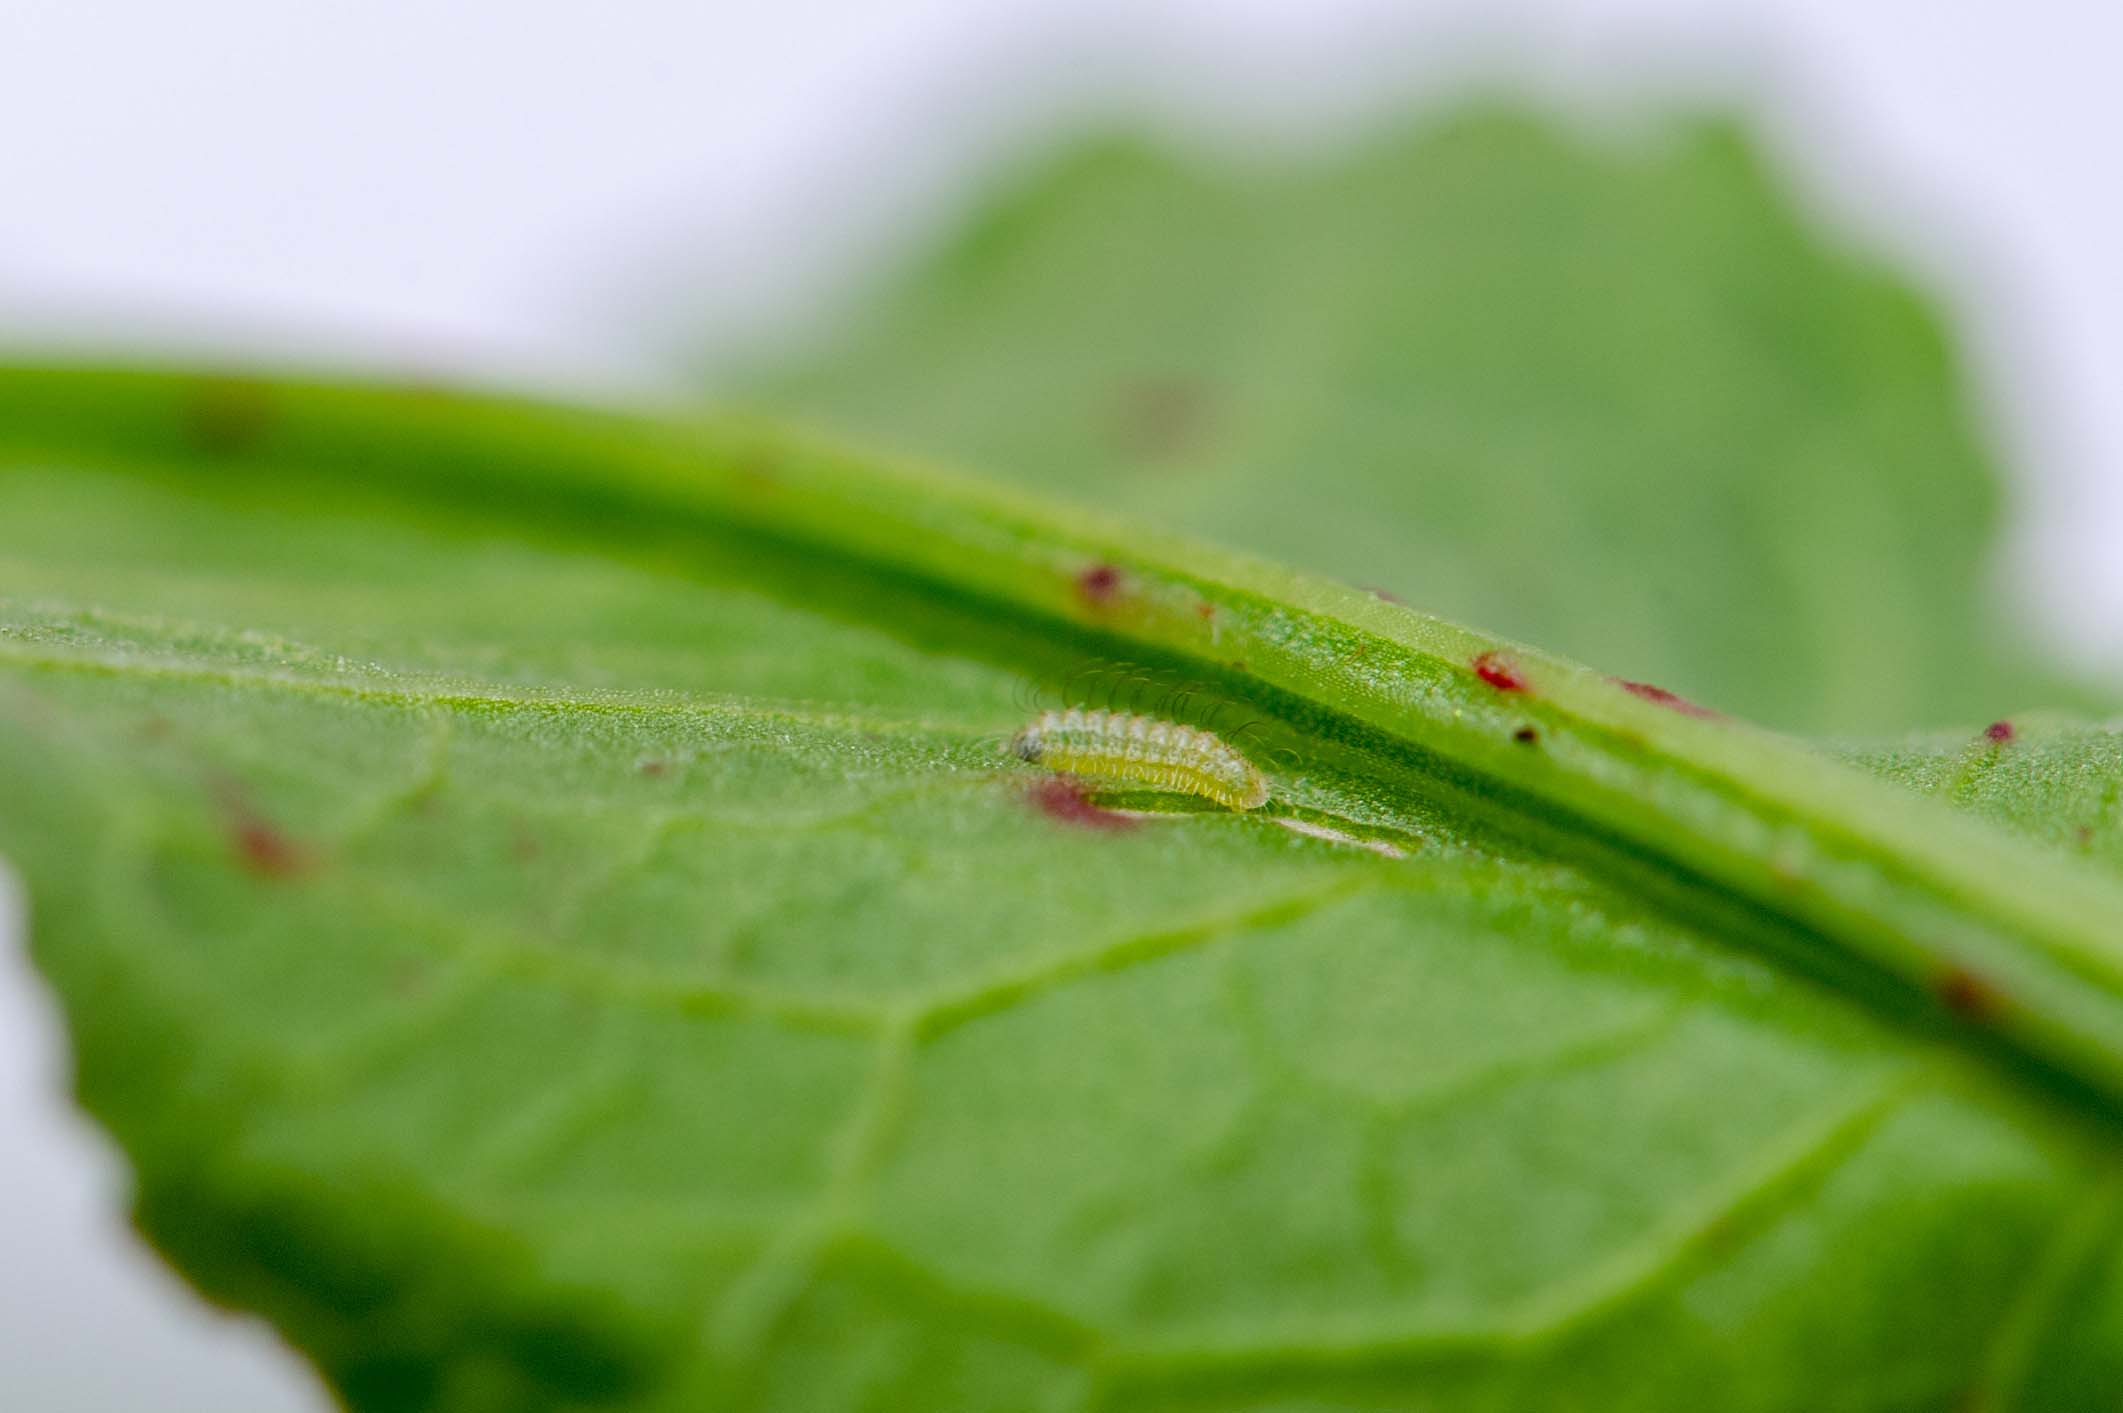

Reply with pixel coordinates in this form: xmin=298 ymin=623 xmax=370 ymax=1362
xmin=1844 ymin=714 xmax=2123 ymax=871
xmin=727 ymin=106 xmax=2100 ymax=735
xmin=6 ymin=367 xmax=2123 ymax=1412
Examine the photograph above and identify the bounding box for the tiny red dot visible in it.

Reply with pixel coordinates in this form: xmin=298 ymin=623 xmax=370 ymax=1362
xmin=1937 ymin=967 xmax=2001 ymax=1021
xmin=1077 ymin=564 xmax=1123 ymax=605
xmin=1472 ymin=652 xmax=1528 ymax=693
xmin=1616 ymin=679 xmax=1717 ymax=719
xmin=232 ymin=820 xmax=306 ymax=878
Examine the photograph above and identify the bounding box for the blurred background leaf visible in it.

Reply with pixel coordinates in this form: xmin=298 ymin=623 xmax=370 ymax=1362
xmin=725 ymin=104 xmax=2105 ymax=735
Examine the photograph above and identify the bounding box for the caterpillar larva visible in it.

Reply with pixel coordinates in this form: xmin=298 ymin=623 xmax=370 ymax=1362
xmin=1011 ymin=708 xmax=1269 ymax=812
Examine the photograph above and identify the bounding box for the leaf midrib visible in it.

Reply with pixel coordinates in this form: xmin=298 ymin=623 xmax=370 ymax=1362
xmin=6 ymin=363 xmax=2123 ymax=1123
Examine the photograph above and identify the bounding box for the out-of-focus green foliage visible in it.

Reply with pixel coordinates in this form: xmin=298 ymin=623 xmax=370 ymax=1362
xmin=733 ymin=107 xmax=2098 ymax=733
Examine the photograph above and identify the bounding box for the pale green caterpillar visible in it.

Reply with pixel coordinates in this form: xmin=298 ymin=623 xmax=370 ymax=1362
xmin=1010 ymin=708 xmax=1269 ymax=812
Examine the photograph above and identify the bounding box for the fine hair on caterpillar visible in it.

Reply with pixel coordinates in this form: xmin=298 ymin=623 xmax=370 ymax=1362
xmin=1009 ymin=706 xmax=1271 ymax=812
xmin=1027 ymin=659 xmax=1264 ymax=739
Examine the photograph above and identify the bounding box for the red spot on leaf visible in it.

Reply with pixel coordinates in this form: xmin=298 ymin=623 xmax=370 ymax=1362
xmin=1472 ymin=652 xmax=1528 ymax=693
xmin=1027 ymin=776 xmax=1136 ymax=832
xmin=183 ymin=377 xmax=276 ymax=456
xmin=211 ymin=778 xmax=312 ymax=878
xmin=1195 ymin=601 xmax=1216 ymax=620
xmin=1616 ymin=679 xmax=1717 ymax=719
xmin=1077 ymin=563 xmax=1123 ymax=607
xmin=1937 ymin=967 xmax=2001 ymax=1022
xmin=1513 ymin=726 xmax=1539 ymax=745
xmin=637 ymin=758 xmax=669 ymax=778
xmin=1984 ymin=720 xmax=2016 ymax=745
xmin=231 ymin=817 xmax=309 ymax=878
xmin=1364 ymin=586 xmax=1405 ymax=605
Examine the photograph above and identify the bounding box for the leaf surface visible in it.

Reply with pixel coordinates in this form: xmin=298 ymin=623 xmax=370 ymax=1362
xmin=1846 ymin=716 xmax=2123 ymax=872
xmin=5 ymin=368 xmax=2123 ymax=1412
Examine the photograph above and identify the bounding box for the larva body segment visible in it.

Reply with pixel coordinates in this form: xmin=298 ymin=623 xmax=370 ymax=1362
xmin=1011 ymin=708 xmax=1269 ymax=812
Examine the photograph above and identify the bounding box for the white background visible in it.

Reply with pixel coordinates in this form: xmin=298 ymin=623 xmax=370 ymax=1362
xmin=2 ymin=3 xmax=2120 ymax=1407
